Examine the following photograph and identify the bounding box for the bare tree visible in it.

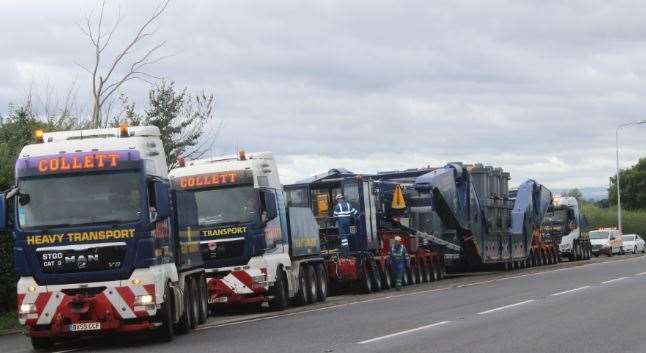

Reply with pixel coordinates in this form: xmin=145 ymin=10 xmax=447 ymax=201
xmin=78 ymin=0 xmax=169 ymax=128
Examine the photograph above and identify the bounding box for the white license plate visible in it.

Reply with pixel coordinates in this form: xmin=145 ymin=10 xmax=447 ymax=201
xmin=208 ymin=297 xmax=228 ymax=304
xmin=68 ymin=322 xmax=101 ymax=332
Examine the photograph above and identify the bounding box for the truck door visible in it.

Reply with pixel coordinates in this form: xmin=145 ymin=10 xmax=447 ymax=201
xmin=341 ymin=178 xmax=378 ymax=251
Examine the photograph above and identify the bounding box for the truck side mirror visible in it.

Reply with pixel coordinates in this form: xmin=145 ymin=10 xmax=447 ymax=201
xmin=0 ymin=193 xmax=6 ymax=230
xmin=154 ymin=182 xmax=170 ymax=219
xmin=262 ymin=191 xmax=278 ymax=222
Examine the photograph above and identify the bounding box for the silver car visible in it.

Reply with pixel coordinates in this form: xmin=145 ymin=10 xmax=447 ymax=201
xmin=621 ymin=234 xmax=645 ymax=254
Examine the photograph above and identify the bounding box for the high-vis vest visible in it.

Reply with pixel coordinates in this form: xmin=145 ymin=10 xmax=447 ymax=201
xmin=333 ymin=202 xmax=357 ymax=218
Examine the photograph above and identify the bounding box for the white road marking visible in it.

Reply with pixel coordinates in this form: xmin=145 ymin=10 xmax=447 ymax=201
xmin=601 ymin=277 xmax=629 ymax=284
xmin=196 ymin=286 xmax=453 ymax=331
xmin=477 ymin=300 xmax=535 ymax=315
xmin=635 ymin=272 xmax=646 ymax=276
xmin=196 ymin=256 xmax=646 ymax=331
xmin=551 ymin=286 xmax=590 ymax=296
xmin=357 ymin=321 xmax=451 ymax=344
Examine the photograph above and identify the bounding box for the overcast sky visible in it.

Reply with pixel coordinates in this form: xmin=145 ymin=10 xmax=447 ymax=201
xmin=1 ymin=0 xmax=645 ymax=189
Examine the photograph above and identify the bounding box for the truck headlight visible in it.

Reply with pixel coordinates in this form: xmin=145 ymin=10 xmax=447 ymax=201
xmin=135 ymin=295 xmax=154 ymax=305
xmin=19 ymin=303 xmax=36 ymax=314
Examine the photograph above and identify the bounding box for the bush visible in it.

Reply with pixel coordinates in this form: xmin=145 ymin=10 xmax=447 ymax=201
xmin=582 ymin=204 xmax=646 ymax=236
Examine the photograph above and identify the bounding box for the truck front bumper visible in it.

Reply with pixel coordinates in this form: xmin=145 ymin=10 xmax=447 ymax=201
xmin=17 ymin=276 xmax=158 ymax=337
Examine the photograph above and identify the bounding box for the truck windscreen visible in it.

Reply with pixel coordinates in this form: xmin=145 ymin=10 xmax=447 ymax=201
xmin=177 ymin=186 xmax=258 ymax=227
xmin=17 ymin=171 xmax=143 ymax=229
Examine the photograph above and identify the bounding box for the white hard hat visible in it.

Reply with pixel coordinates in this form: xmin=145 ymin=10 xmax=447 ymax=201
xmin=394 ymin=236 xmax=402 ymax=242
xmin=336 ymin=194 xmax=344 ymax=199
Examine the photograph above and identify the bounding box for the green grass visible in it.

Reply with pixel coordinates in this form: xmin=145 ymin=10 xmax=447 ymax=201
xmin=0 ymin=311 xmax=19 ymax=332
xmin=582 ymin=204 xmax=646 ymax=236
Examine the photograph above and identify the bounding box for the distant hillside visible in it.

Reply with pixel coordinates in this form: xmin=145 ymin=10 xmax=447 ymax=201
xmin=551 ymin=187 xmax=608 ymax=201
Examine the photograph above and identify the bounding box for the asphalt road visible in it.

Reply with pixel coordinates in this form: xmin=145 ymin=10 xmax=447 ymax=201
xmin=4 ymin=254 xmax=646 ymax=353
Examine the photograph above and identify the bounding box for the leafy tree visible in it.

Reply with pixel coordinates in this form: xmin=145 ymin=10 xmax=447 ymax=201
xmin=0 ymin=104 xmax=79 ymax=312
xmin=608 ymin=158 xmax=646 ymax=211
xmin=116 ymin=81 xmax=218 ymax=168
xmin=567 ymin=188 xmax=583 ymax=200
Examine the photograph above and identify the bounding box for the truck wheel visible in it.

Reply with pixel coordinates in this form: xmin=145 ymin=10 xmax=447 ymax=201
xmin=293 ymin=266 xmax=308 ymax=306
xmin=189 ymin=277 xmax=200 ymax=329
xmin=306 ymin=265 xmax=318 ymax=304
xmin=315 ymin=264 xmax=328 ymax=302
xmin=269 ymin=269 xmax=289 ymax=310
xmin=176 ymin=279 xmax=194 ymax=334
xmin=154 ymin=285 xmax=175 ymax=342
xmin=380 ymin=263 xmax=392 ymax=289
xmin=197 ymin=275 xmax=208 ymax=324
xmin=360 ymin=264 xmax=373 ymax=294
xmin=31 ymin=336 xmax=54 ymax=350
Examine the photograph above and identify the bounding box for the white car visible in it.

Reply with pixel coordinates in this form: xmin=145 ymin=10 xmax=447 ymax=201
xmin=622 ymin=234 xmax=645 ymax=254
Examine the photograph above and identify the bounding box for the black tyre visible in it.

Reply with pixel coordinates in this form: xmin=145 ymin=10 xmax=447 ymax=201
xmin=370 ymin=263 xmax=382 ymax=292
xmin=154 ymin=285 xmax=175 ymax=342
xmin=411 ymin=263 xmax=420 ymax=284
xmin=31 ymin=336 xmax=55 ymax=350
xmin=432 ymin=263 xmax=439 ymax=281
xmin=380 ymin=263 xmax=392 ymax=289
xmin=176 ymin=279 xmax=194 ymax=334
xmin=293 ymin=266 xmax=309 ymax=306
xmin=197 ymin=276 xmax=208 ymax=324
xmin=422 ymin=261 xmax=430 ymax=282
xmin=189 ymin=277 xmax=199 ymax=329
xmin=315 ymin=264 xmax=328 ymax=302
xmin=269 ymin=268 xmax=289 ymax=310
xmin=306 ymin=265 xmax=317 ymax=304
xmin=360 ymin=263 xmax=373 ymax=294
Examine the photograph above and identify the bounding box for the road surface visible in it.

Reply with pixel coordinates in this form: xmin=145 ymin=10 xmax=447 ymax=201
xmin=4 ymin=254 xmax=646 ymax=353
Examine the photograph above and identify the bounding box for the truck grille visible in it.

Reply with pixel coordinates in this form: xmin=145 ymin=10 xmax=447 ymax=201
xmin=202 ymin=239 xmax=245 ymax=261
xmin=37 ymin=245 xmax=126 ymax=274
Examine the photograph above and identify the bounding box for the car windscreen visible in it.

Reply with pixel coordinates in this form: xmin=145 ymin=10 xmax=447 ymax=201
xmin=17 ymin=171 xmax=143 ymax=229
xmin=176 ymin=186 xmax=258 ymax=227
xmin=623 ymin=235 xmax=635 ymax=241
xmin=589 ymin=231 xmax=610 ymax=239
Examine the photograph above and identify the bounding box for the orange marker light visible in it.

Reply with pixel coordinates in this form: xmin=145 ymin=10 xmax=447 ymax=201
xmin=119 ymin=122 xmax=129 ymax=137
xmin=34 ymin=129 xmax=44 ymax=143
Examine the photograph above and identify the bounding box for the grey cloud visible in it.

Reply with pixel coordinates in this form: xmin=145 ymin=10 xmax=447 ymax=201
xmin=2 ymin=0 xmax=646 ymax=190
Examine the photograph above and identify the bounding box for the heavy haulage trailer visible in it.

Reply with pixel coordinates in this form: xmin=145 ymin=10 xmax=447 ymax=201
xmin=413 ymin=163 xmax=559 ymax=270
xmin=168 ymin=151 xmax=327 ymax=312
xmin=285 ymin=168 xmax=454 ymax=294
xmin=0 ymin=125 xmax=208 ymax=349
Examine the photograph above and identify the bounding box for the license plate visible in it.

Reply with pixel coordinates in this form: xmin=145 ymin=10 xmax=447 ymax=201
xmin=69 ymin=322 xmax=101 ymax=331
xmin=208 ymin=296 xmax=228 ymax=304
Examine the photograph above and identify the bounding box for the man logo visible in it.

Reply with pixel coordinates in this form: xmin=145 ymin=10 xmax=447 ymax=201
xmin=65 ymin=254 xmax=99 ymax=269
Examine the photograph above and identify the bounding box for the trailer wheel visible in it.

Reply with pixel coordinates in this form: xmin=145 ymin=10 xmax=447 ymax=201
xmin=306 ymin=265 xmax=318 ymax=304
xmin=154 ymin=284 xmax=175 ymax=342
xmin=315 ymin=264 xmax=328 ymax=302
xmin=359 ymin=263 xmax=373 ymax=294
xmin=380 ymin=263 xmax=392 ymax=289
xmin=420 ymin=261 xmax=430 ymax=282
xmin=370 ymin=262 xmax=383 ymax=292
xmin=431 ymin=263 xmax=439 ymax=281
xmin=293 ymin=265 xmax=309 ymax=306
xmin=269 ymin=268 xmax=289 ymax=310
xmin=176 ymin=279 xmax=194 ymax=334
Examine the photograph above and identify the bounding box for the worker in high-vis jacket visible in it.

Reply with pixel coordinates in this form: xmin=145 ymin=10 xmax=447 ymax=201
xmin=390 ymin=236 xmax=409 ymax=290
xmin=333 ymin=194 xmax=358 ymax=253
